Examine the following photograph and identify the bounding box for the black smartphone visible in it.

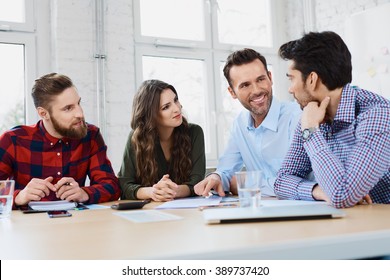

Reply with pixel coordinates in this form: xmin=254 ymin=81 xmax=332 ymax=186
xmin=111 ymin=199 xmax=151 ymax=210
xmin=47 ymin=210 xmax=72 ymax=218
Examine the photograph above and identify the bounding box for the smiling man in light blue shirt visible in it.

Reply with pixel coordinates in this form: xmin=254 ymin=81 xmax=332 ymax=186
xmin=194 ymin=48 xmax=300 ymax=197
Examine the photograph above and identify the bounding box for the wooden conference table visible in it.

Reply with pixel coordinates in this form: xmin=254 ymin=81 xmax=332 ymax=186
xmin=1 ymin=200 xmax=390 ymax=260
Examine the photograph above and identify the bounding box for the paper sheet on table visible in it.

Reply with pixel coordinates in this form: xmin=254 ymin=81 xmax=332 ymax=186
xmin=221 ymin=196 xmax=239 ymax=202
xmin=113 ymin=210 xmax=182 ymax=223
xmin=155 ymin=196 xmax=222 ymax=209
xmin=84 ymin=204 xmax=110 ymax=210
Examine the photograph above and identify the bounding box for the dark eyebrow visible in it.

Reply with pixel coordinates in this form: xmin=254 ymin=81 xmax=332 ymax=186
xmin=60 ymin=104 xmax=73 ymax=111
xmin=60 ymin=97 xmax=81 ymax=110
xmin=160 ymin=101 xmax=171 ymax=109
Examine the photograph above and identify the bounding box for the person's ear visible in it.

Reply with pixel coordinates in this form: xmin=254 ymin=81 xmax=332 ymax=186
xmin=37 ymin=107 xmax=49 ymax=120
xmin=228 ymin=86 xmax=237 ymax=99
xmin=306 ymin=71 xmax=319 ymax=91
xmin=267 ymin=70 xmax=273 ymax=85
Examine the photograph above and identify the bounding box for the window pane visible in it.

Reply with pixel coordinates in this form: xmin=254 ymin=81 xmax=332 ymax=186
xmin=139 ymin=0 xmax=205 ymax=41
xmin=219 ymin=62 xmax=242 ymax=148
xmin=0 ymin=43 xmax=25 ymax=134
xmin=142 ymin=56 xmax=210 ymax=153
xmin=0 ymin=0 xmax=25 ymax=23
xmin=217 ymin=0 xmax=272 ymax=47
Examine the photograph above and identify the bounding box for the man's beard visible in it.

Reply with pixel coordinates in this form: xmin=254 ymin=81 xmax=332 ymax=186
xmin=51 ymin=116 xmax=88 ymax=139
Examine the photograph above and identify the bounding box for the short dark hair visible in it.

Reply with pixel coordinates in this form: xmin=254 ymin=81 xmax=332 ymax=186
xmin=31 ymin=73 xmax=74 ymax=109
xmin=279 ymin=31 xmax=352 ymax=90
xmin=223 ymin=48 xmax=269 ymax=87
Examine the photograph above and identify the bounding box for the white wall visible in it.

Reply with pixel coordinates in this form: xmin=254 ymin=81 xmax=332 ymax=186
xmin=48 ymin=0 xmax=135 ymax=173
xmin=38 ymin=0 xmax=390 ymax=173
xmin=314 ymin=0 xmax=390 ymax=36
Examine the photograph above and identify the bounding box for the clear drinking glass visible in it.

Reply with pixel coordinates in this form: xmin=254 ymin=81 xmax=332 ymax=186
xmin=0 ymin=180 xmax=15 ymax=218
xmin=235 ymin=171 xmax=262 ymax=208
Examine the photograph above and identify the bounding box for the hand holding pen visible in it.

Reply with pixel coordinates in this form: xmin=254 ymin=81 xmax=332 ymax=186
xmin=55 ymin=177 xmax=89 ymax=203
xmin=194 ymin=173 xmax=226 ymax=198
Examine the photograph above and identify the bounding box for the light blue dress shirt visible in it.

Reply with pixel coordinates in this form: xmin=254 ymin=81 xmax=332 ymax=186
xmin=214 ymin=98 xmax=301 ymax=196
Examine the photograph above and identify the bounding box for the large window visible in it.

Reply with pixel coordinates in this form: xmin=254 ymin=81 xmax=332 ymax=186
xmin=0 ymin=0 xmax=36 ymax=134
xmin=0 ymin=0 xmax=34 ymax=31
xmin=0 ymin=42 xmax=25 ymax=133
xmin=134 ymin=0 xmax=283 ymax=167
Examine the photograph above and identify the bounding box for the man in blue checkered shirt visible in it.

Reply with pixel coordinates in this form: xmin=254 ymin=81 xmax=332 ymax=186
xmin=275 ymin=31 xmax=390 ymax=208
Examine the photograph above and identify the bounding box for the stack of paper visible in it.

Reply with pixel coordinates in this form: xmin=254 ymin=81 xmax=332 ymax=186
xmin=28 ymin=200 xmax=77 ymax=211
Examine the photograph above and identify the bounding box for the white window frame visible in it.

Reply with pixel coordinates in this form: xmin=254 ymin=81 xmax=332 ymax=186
xmin=210 ymin=0 xmax=277 ymax=51
xmin=133 ymin=0 xmax=284 ymax=167
xmin=0 ymin=32 xmax=37 ymax=125
xmin=0 ymin=0 xmax=37 ymax=127
xmin=0 ymin=0 xmax=35 ymax=32
xmin=133 ymin=0 xmax=212 ymax=49
xmin=135 ymin=45 xmax=218 ymax=165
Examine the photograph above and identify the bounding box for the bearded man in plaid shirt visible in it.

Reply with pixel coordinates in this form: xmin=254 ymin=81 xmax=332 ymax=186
xmin=0 ymin=73 xmax=120 ymax=208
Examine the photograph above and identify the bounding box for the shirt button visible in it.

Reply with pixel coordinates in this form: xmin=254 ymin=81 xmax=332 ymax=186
xmin=59 ymin=140 xmax=62 ymax=143
xmin=57 ymin=152 xmax=61 ymax=156
xmin=328 ymin=132 xmax=332 ymax=137
xmin=50 ymin=143 xmax=53 ymax=146
xmin=57 ymin=172 xmax=61 ymax=175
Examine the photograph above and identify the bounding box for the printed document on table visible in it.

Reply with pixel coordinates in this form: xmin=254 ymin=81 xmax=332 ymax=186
xmin=114 ymin=210 xmax=182 ymax=223
xmin=155 ymin=196 xmax=222 ymax=209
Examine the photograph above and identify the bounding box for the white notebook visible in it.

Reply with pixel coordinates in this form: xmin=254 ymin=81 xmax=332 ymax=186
xmin=203 ymin=202 xmax=345 ymax=224
xmin=28 ymin=200 xmax=77 ymax=211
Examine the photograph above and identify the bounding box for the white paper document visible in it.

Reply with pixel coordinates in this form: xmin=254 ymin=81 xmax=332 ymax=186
xmin=113 ymin=210 xmax=182 ymax=223
xmin=221 ymin=196 xmax=239 ymax=203
xmin=28 ymin=200 xmax=77 ymax=211
xmin=155 ymin=196 xmax=222 ymax=209
xmin=85 ymin=204 xmax=110 ymax=210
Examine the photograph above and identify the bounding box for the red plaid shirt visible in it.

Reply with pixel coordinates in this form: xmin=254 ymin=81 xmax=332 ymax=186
xmin=0 ymin=120 xmax=120 ymax=206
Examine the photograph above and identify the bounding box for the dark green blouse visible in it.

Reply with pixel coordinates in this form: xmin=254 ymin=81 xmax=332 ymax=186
xmin=118 ymin=123 xmax=206 ymax=199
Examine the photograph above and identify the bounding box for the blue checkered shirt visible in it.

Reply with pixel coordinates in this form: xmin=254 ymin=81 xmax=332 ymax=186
xmin=275 ymin=84 xmax=390 ymax=208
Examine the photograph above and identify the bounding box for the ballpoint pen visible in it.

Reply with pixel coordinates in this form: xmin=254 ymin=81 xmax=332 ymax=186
xmin=199 ymin=203 xmax=238 ymax=211
xmin=205 ymin=191 xmax=213 ymax=198
xmin=74 ymin=203 xmax=89 ymax=210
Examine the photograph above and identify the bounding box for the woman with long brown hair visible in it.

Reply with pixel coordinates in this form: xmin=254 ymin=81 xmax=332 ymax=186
xmin=118 ymin=79 xmax=205 ymax=201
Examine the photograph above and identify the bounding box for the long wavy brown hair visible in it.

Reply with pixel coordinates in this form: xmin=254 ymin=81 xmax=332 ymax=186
xmin=131 ymin=79 xmax=192 ymax=186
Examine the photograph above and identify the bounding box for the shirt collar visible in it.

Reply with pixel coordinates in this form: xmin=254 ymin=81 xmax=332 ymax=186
xmin=333 ymin=83 xmax=356 ymax=124
xmin=38 ymin=120 xmax=69 ymax=145
xmin=247 ymin=97 xmax=280 ymax=132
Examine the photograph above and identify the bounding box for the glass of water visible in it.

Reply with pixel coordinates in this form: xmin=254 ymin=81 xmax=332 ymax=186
xmin=235 ymin=171 xmax=262 ymax=208
xmin=0 ymin=180 xmax=15 ymax=218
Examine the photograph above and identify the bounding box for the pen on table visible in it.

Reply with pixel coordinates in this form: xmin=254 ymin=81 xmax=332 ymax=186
xmin=74 ymin=203 xmax=89 ymax=211
xmin=199 ymin=203 xmax=238 ymax=211
xmin=205 ymin=191 xmax=213 ymax=198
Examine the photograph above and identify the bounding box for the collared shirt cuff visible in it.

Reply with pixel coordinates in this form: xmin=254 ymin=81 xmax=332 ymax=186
xmin=209 ymin=171 xmax=230 ymax=192
xmin=298 ymin=180 xmax=317 ymax=201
